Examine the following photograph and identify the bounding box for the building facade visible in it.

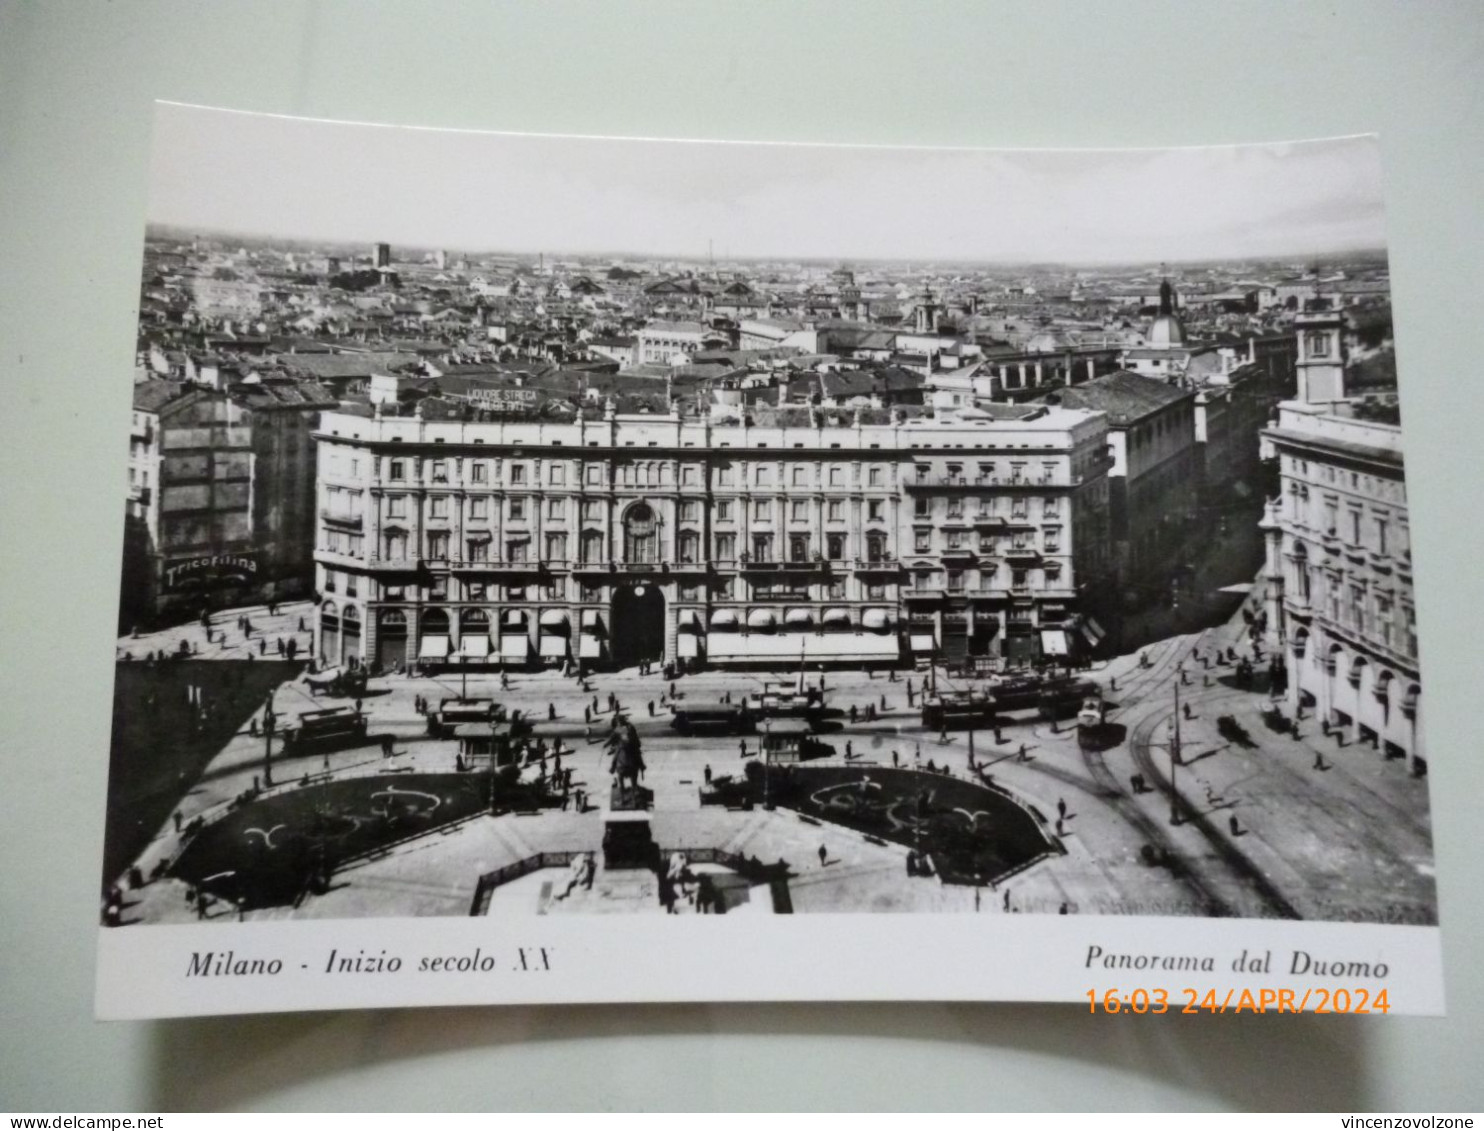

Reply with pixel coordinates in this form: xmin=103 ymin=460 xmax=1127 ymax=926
xmin=1260 ymin=313 xmax=1422 ymax=771
xmin=122 ymin=377 xmax=335 ymax=627
xmin=311 ymin=403 xmax=1112 ymax=673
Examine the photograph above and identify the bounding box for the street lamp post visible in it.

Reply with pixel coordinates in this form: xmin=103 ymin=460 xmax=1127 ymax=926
xmin=1169 ymin=682 xmax=1183 ymax=826
xmin=762 ymin=716 xmax=774 ymax=810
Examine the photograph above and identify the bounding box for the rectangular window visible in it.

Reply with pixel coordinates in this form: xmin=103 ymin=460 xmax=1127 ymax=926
xmin=586 ymin=464 xmax=603 ymax=485
xmin=716 ymin=500 xmax=733 ymax=522
xmin=682 ymin=465 xmax=698 ymax=486
xmin=427 ymin=531 xmax=449 ymax=560
xmin=791 ymin=466 xmax=808 ymax=487
xmin=867 ymin=584 xmax=886 ymax=601
xmin=469 ymin=497 xmax=488 ymax=520
xmin=868 ymin=500 xmax=884 ymax=521
xmin=754 ymin=500 xmax=770 ymax=522
xmin=509 ymin=498 xmax=526 ymax=521
xmin=947 ymin=570 xmax=964 ymax=592
xmin=470 ymin=462 xmax=487 ymax=484
xmin=549 ymin=464 xmax=566 ymax=486
xmin=1376 ymin=517 xmax=1388 ymax=556
xmin=828 ymin=578 xmax=847 ymax=599
xmin=791 ymin=501 xmax=808 ymax=522
xmin=546 ymin=532 xmax=567 ymax=560
xmin=429 ymin=496 xmax=449 ymax=519
xmin=915 ymin=531 xmax=931 ymax=553
xmin=947 ymin=530 xmax=963 ymax=550
xmin=431 ymin=460 xmax=448 ymax=484
xmin=386 ymin=495 xmax=406 ymax=519
xmin=827 ymin=533 xmax=846 ymax=560
xmin=752 ymin=534 xmax=773 ymax=561
xmin=829 ymin=466 xmax=843 ymax=486
xmin=388 ymin=459 xmax=405 ymax=482
xmin=715 ymin=533 xmax=735 ymax=560
xmin=947 ymin=497 xmax=964 ymax=518
xmin=915 ymin=497 xmax=931 ymax=518
xmin=828 ymin=501 xmax=843 ymax=522
xmin=868 ymin=467 xmax=883 ymax=486
xmin=547 ymin=498 xmax=564 ymax=521
xmin=1011 ymin=498 xmax=1028 ymax=520
xmin=756 ymin=465 xmax=773 ymax=486
xmin=680 ymin=501 xmax=701 ymax=522
xmin=581 ymin=500 xmax=601 ymax=522
xmin=1349 ymin=509 xmax=1362 ymax=544
xmin=468 ymin=538 xmax=489 ymax=562
xmin=717 ymin=467 xmax=734 ymax=487
xmin=509 ymin=464 xmax=527 ymax=485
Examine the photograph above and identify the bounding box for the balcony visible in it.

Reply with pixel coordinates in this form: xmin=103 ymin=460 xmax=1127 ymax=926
xmin=1004 ymin=544 xmax=1041 ymax=561
xmin=940 ymin=547 xmax=977 ymax=562
xmin=739 ymin=558 xmax=827 ymax=574
xmin=903 ymin=586 xmax=946 ymax=601
xmin=854 ymin=557 xmax=903 ymax=574
xmin=449 ymin=558 xmax=549 ymax=575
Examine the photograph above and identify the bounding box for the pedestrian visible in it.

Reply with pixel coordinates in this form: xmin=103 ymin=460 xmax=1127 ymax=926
xmin=939 ymin=725 xmax=948 ymax=743
xmin=1059 ymin=902 xmax=1069 ymax=915
xmin=593 ymin=695 xmax=600 ymax=714
xmin=1002 ymin=888 xmax=1011 ymax=912
xmin=249 ymin=716 xmax=259 ymax=737
xmin=195 ymin=892 xmax=209 ymax=920
xmin=1183 ymin=702 xmax=1192 ymax=720
xmin=704 ymin=764 xmax=712 ymax=784
xmin=849 ymin=704 xmax=858 ymax=724
xmin=1018 ymin=743 xmax=1027 ymax=762
xmin=1109 ymin=676 xmax=1117 ymax=692
xmin=548 ymin=702 xmax=557 ymax=721
xmin=880 ymin=693 xmax=887 ymax=712
xmin=585 ymin=724 xmax=593 ymax=744
xmin=845 ymin=740 xmax=853 ymax=760
xmin=298 ymin=616 xmax=306 ymax=632
xmin=1057 ymin=798 xmax=1067 ymax=819
xmin=173 ymin=811 xmax=182 ymax=833
xmin=258 ymin=638 xmax=266 ymax=656
xmin=739 ymin=738 xmax=748 ymax=758
xmin=670 ymin=681 xmax=677 ymax=699
xmin=892 ymin=749 xmax=899 ymax=767
xmin=647 ymin=700 xmax=655 ymax=717
xmin=1055 ymin=818 xmax=1065 ymax=836
xmin=1229 ymin=814 xmax=1242 ymax=836
xmin=355 ymin=697 xmax=363 ymax=716
xmin=818 ymin=844 xmax=828 ymax=868
xmin=1313 ymin=751 xmax=1327 ymax=771
xmin=501 ymin=672 xmax=510 ymax=690
xmin=382 ymin=735 xmax=394 ymax=758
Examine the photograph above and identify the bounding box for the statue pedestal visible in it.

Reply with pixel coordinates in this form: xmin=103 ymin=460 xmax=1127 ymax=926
xmin=602 ymin=810 xmax=657 ymax=871
xmin=610 ymin=781 xmax=653 ymax=811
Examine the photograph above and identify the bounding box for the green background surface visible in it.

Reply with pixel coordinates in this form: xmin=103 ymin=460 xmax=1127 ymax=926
xmin=2 ymin=0 xmax=1482 ymax=1111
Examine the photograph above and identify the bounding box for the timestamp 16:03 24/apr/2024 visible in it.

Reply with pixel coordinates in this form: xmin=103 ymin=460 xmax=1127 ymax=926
xmin=1086 ymin=986 xmax=1391 ymax=1014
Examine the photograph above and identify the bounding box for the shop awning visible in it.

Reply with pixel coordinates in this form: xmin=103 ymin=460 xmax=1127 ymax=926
xmin=538 ymin=609 xmax=569 ymax=630
xmin=710 ymin=609 xmax=740 ymax=629
xmin=1082 ymin=617 xmax=1107 ymax=646
xmin=457 ymin=635 xmax=491 ymax=659
xmin=538 ymin=636 xmax=568 ymax=658
xmin=822 ymin=608 xmax=852 ymax=627
xmin=909 ymin=633 xmax=936 ymax=654
xmin=676 ymin=609 xmax=703 ymax=630
xmin=705 ymin=633 xmax=899 ymax=663
xmin=581 ymin=609 xmax=603 ymax=629
xmin=861 ymin=608 xmax=893 ymax=632
xmin=419 ymin=636 xmax=450 ymax=660
xmin=578 ymin=635 xmax=603 ymax=658
xmin=677 ymin=635 xmax=700 ymax=658
xmin=783 ymin=608 xmax=814 ymax=628
xmin=500 ymin=636 xmax=529 ymax=658
xmin=1040 ymin=629 xmax=1070 ymax=658
xmin=746 ymin=609 xmax=777 ymax=630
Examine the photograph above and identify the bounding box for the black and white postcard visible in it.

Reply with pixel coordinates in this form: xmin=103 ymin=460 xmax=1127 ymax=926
xmin=97 ymin=104 xmax=1442 ymax=1017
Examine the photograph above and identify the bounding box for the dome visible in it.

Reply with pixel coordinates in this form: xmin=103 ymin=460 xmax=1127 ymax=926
xmin=1148 ymin=313 xmax=1186 ymax=348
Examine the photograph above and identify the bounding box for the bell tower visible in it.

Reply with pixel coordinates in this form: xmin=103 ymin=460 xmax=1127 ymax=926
xmin=1294 ymin=309 xmax=1346 ymax=403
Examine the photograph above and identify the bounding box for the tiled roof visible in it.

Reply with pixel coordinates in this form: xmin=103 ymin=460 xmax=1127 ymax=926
xmin=1049 ymin=370 xmax=1193 ymax=424
xmin=132 ymin=378 xmax=187 ymax=413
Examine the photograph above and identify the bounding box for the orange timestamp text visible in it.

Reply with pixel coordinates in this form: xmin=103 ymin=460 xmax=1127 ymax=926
xmin=1085 ymin=986 xmax=1391 ymax=1014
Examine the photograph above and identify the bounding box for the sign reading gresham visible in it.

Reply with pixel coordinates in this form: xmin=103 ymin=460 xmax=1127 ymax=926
xmin=164 ymin=553 xmax=258 ymax=591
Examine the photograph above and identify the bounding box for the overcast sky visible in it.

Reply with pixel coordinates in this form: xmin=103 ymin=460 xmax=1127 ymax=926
xmin=148 ymin=103 xmax=1387 ymax=265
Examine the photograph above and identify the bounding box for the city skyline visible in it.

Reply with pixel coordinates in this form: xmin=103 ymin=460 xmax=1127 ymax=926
xmin=148 ymin=103 xmax=1387 ymax=265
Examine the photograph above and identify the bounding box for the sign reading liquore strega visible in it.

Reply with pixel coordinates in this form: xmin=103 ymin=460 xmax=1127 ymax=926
xmin=97 ymin=104 xmax=1444 ymax=1019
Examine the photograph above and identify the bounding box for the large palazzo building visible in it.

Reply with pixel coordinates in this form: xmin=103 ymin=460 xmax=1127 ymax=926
xmin=312 ymin=401 xmax=1113 ymax=673
xmin=1260 ymin=311 xmax=1423 ymax=772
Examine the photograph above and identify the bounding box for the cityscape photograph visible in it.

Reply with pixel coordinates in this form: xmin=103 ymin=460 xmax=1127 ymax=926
xmin=102 ymin=109 xmax=1432 ymax=927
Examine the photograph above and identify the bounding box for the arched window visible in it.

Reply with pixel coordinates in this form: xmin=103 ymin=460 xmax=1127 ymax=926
xmin=422 ymin=608 xmax=450 ymax=637
xmin=460 ymin=607 xmax=490 ymax=633
xmin=624 ymin=503 xmax=658 ymax=564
